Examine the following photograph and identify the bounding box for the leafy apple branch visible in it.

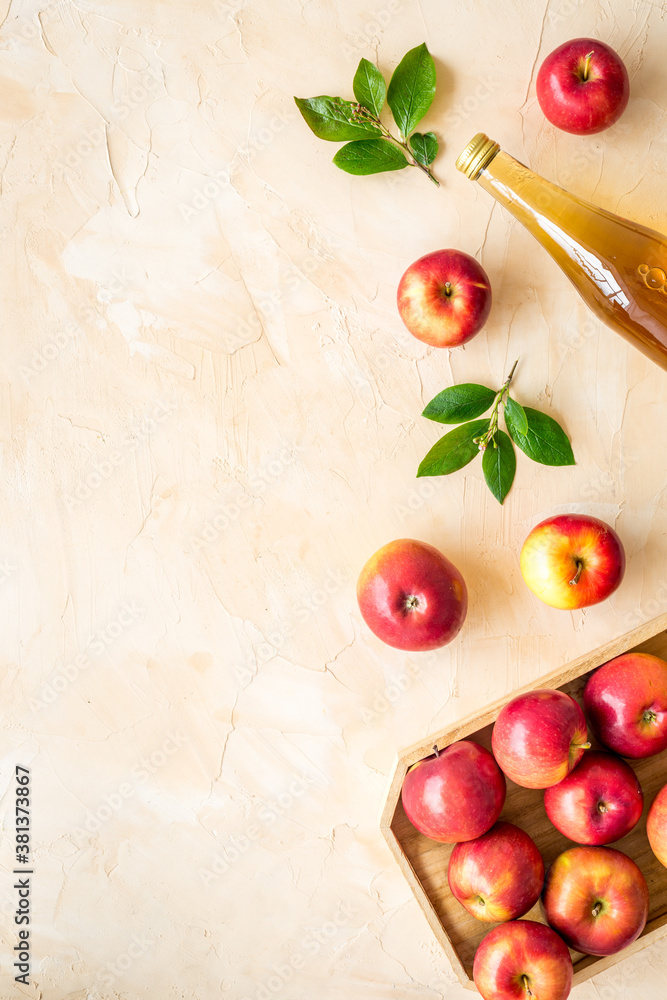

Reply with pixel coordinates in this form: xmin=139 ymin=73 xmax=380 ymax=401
xmin=417 ymin=361 xmax=575 ymax=504
xmin=295 ymin=44 xmax=440 ymax=184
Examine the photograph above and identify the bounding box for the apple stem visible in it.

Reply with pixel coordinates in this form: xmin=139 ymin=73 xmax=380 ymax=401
xmin=574 ymin=741 xmax=592 ymax=750
xmin=582 ymin=51 xmax=594 ymax=81
xmin=597 ymin=802 xmax=608 ymax=814
xmin=569 ymin=559 xmax=584 ymax=586
xmin=643 ymin=709 xmax=658 ymax=725
xmin=432 ymin=743 xmax=440 ymax=757
xmin=444 ymin=282 xmax=453 ymax=297
xmin=473 ymin=358 xmax=520 ymax=452
xmin=521 ymin=974 xmax=533 ymax=997
xmin=592 ymin=901 xmax=602 ymax=917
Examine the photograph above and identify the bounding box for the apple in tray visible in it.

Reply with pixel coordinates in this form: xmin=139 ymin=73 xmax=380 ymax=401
xmin=448 ymin=821 xmax=544 ymax=922
xmin=584 ymin=651 xmax=667 ymax=758
xmin=648 ymin=783 xmax=667 ymax=868
xmin=544 ymin=750 xmax=643 ymax=845
xmin=542 ymin=845 xmax=649 ymax=956
xmin=401 ymin=741 xmax=505 ymax=843
xmin=357 ymin=538 xmax=467 ymax=651
xmin=492 ymin=689 xmax=590 ymax=789
xmin=473 ymin=920 xmax=573 ymax=1000
xmin=397 ymin=248 xmax=492 ymax=348
xmin=536 ymin=37 xmax=630 ymax=135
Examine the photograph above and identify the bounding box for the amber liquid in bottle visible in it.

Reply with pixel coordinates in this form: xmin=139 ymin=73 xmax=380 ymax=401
xmin=456 ymin=133 xmax=667 ymax=372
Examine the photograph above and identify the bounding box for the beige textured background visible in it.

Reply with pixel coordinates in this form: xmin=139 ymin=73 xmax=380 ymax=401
xmin=1 ymin=0 xmax=666 ymax=997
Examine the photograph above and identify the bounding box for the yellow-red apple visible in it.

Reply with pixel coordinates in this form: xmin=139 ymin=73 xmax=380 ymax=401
xmin=357 ymin=538 xmax=467 ymax=651
xmin=542 ymin=846 xmax=649 ymax=956
xmin=473 ymin=920 xmax=573 ymax=1000
xmin=520 ymin=514 xmax=625 ymax=610
xmin=396 ymin=248 xmax=492 ymax=348
xmin=583 ymin=652 xmax=667 ymax=758
xmin=448 ymin=821 xmax=544 ymax=922
xmin=401 ymin=740 xmax=505 ymax=844
xmin=647 ymin=783 xmax=667 ymax=868
xmin=492 ymin=689 xmax=590 ymax=789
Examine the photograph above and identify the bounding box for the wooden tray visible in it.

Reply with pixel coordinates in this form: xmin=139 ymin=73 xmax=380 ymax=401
xmin=379 ymin=613 xmax=667 ymax=990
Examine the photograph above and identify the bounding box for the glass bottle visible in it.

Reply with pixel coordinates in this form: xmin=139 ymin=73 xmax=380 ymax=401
xmin=456 ymin=133 xmax=667 ymax=372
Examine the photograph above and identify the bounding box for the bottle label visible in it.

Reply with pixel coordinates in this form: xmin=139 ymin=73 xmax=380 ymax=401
xmin=638 ymin=264 xmax=667 ymax=292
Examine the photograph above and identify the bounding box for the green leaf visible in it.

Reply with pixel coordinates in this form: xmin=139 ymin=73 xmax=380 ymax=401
xmin=504 ymin=395 xmax=528 ymax=436
xmin=422 ymin=384 xmax=495 ymax=424
xmin=482 ymin=430 xmax=516 ymax=504
xmin=387 ymin=43 xmax=436 ymax=137
xmin=505 ymin=406 xmax=575 ymax=467
xmin=409 ymin=131 xmax=438 ymax=167
xmin=417 ymin=419 xmax=489 ymax=478
xmin=353 ymin=58 xmax=386 ymax=118
xmin=294 ymin=96 xmax=382 ymax=141
xmin=333 ymin=139 xmax=408 ymax=175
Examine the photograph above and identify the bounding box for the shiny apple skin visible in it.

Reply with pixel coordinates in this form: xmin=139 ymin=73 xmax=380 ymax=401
xmin=520 ymin=514 xmax=625 ymax=611
xmin=357 ymin=538 xmax=467 ymax=651
xmin=583 ymin=652 xmax=667 ymax=758
xmin=647 ymin=783 xmax=667 ymax=868
xmin=396 ymin=249 xmax=492 ymax=348
xmin=401 ymin=740 xmax=506 ymax=844
xmin=473 ymin=920 xmax=573 ymax=1000
xmin=542 ymin=846 xmax=649 ymax=956
xmin=492 ymin=689 xmax=589 ymax=789
xmin=448 ymin=821 xmax=544 ymax=922
xmin=536 ymin=38 xmax=630 ymax=135
xmin=544 ymin=751 xmax=643 ymax=845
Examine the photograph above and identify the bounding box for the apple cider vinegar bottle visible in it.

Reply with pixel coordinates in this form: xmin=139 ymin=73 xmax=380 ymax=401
xmin=456 ymin=133 xmax=667 ymax=371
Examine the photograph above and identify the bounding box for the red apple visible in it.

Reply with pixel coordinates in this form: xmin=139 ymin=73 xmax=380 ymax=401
xmin=401 ymin=740 xmax=505 ymax=844
xmin=544 ymin=751 xmax=643 ymax=845
xmin=536 ymin=38 xmax=630 ymax=135
xmin=647 ymin=782 xmax=667 ymax=868
xmin=542 ymin=845 xmax=649 ymax=956
xmin=583 ymin=652 xmax=667 ymax=758
xmin=520 ymin=514 xmax=625 ymax=610
xmin=492 ymin=689 xmax=590 ymax=789
xmin=357 ymin=538 xmax=467 ymax=651
xmin=448 ymin=821 xmax=544 ymax=922
xmin=473 ymin=920 xmax=573 ymax=1000
xmin=396 ymin=248 xmax=492 ymax=348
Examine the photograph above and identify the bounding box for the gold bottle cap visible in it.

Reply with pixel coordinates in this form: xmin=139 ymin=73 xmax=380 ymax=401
xmin=456 ymin=133 xmax=500 ymax=180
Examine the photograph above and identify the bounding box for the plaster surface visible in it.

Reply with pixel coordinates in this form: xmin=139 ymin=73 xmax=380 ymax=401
xmin=1 ymin=1 xmax=666 ymax=997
